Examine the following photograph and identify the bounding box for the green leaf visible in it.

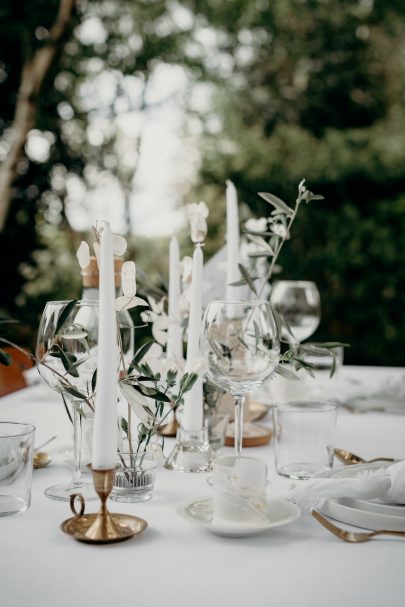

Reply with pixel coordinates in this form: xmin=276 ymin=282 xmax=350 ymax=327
xmin=91 ymin=369 xmax=97 ymax=393
xmin=248 ymin=251 xmax=272 ymax=258
xmin=61 ymin=383 xmax=87 ymax=400
xmin=274 ymin=365 xmax=300 ymax=381
xmin=0 ymin=349 xmax=12 ymax=366
xmin=258 ymin=192 xmax=294 ymax=216
xmin=180 ymin=372 xmax=198 ymax=393
xmin=329 ymin=354 xmax=336 ymax=378
xmin=310 ymin=342 xmax=350 ymax=349
xmin=59 ymin=349 xmax=79 ymax=378
xmin=272 ymin=309 xmax=296 ymax=342
xmin=120 ymin=416 xmax=129 ymax=436
xmin=55 ymin=300 xmax=78 ymax=335
xmin=238 ymin=263 xmax=258 ymax=295
xmin=129 ymin=340 xmax=154 ymax=373
xmin=61 ymin=392 xmax=73 ymax=424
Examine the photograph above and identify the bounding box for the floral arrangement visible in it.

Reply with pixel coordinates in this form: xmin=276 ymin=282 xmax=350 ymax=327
xmin=234 ymin=180 xmax=347 ymax=378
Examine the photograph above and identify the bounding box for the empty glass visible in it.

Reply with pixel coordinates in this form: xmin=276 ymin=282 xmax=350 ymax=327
xmin=201 ymin=301 xmax=279 ymax=455
xmin=273 ymin=400 xmax=337 ymax=479
xmin=270 ymin=280 xmax=321 ymax=344
xmin=36 ymin=300 xmax=99 ymax=500
xmin=0 ymin=422 xmax=35 ymax=516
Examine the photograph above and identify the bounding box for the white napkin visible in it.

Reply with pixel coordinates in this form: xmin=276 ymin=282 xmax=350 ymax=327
xmin=286 ymin=461 xmax=405 ymax=512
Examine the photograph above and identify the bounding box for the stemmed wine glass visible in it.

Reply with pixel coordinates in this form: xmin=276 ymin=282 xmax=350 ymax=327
xmin=36 ymin=300 xmax=100 ymax=500
xmin=270 ymin=281 xmax=321 ymax=346
xmin=201 ymin=301 xmax=280 ymax=455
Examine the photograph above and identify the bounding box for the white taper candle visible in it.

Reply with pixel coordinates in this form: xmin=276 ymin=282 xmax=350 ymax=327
xmin=167 ymin=236 xmax=183 ymax=363
xmin=92 ymin=222 xmax=118 ymax=470
xmin=225 ymin=180 xmax=243 ymax=301
xmin=182 ymin=244 xmax=203 ymax=432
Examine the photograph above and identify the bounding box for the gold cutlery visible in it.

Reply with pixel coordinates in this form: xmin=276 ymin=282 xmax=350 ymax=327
xmin=334 ymin=447 xmax=395 ymax=466
xmin=33 ymin=435 xmax=57 ymax=469
xmin=312 ymin=511 xmax=405 ymax=543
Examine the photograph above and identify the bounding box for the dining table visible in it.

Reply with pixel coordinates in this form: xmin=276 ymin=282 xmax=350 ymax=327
xmin=0 ymin=364 xmax=404 ymax=607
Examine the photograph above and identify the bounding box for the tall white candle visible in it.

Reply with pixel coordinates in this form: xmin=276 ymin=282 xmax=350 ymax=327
xmin=225 ymin=180 xmax=242 ymax=301
xmin=182 ymin=244 xmax=203 ymax=432
xmin=167 ymin=236 xmax=183 ymax=363
xmin=92 ymin=222 xmax=118 ymax=470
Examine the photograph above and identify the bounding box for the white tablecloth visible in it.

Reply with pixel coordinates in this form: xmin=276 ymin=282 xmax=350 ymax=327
xmin=0 ymin=366 xmax=404 ymax=607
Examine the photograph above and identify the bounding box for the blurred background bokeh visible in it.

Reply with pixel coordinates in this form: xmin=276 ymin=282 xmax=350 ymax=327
xmin=0 ymin=0 xmax=404 ymax=365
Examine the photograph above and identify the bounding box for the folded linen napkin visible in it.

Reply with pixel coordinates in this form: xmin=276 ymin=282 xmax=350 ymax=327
xmin=286 ymin=460 xmax=405 ymax=512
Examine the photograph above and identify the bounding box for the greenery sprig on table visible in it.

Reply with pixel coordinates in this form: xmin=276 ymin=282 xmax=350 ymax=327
xmin=233 ymin=180 xmax=348 ymax=379
xmin=0 ymin=303 xmax=197 ymax=457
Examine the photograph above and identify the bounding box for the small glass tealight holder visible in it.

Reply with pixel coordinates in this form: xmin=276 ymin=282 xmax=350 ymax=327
xmin=165 ymin=427 xmax=215 ymax=473
xmin=111 ymin=452 xmax=158 ymax=502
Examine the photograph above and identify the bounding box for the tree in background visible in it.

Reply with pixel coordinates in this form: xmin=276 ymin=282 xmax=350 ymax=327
xmin=184 ymin=0 xmax=405 ymax=365
xmin=0 ymin=0 xmax=202 ymax=346
xmin=0 ymin=0 xmax=404 ymax=364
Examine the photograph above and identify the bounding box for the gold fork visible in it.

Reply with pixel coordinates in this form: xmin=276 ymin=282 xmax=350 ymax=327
xmin=312 ymin=511 xmax=405 ymax=543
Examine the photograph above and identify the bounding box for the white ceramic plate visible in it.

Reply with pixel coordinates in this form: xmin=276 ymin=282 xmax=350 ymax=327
xmin=177 ymin=497 xmax=300 ymax=537
xmin=316 ymin=463 xmax=405 ymax=531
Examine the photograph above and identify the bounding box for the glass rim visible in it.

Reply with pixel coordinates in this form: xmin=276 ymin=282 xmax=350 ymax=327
xmin=273 ymin=400 xmax=337 ymax=412
xmin=0 ymin=422 xmax=35 ymax=438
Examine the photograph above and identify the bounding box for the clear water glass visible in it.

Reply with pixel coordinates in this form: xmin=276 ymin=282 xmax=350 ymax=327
xmin=270 ymin=280 xmax=321 ymax=343
xmin=0 ymin=422 xmax=35 ymax=516
xmin=273 ymin=400 xmax=337 ymax=479
xmin=201 ymin=300 xmax=279 ymax=455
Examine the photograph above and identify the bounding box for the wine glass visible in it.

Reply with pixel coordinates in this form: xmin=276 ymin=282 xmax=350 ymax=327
xmin=201 ymin=301 xmax=280 ymax=455
xmin=36 ymin=300 xmax=100 ymax=500
xmin=270 ymin=281 xmax=321 ymax=345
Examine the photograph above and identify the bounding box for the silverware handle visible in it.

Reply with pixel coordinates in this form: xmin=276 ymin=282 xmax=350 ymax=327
xmin=372 ymin=529 xmax=405 ymax=538
xmin=368 ymin=457 xmax=395 ymax=463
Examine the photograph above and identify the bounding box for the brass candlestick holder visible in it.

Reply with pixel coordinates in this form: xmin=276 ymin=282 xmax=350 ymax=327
xmin=61 ymin=466 xmax=148 ymax=544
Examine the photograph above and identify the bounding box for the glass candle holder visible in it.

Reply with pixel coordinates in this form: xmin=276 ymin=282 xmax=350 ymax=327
xmin=111 ymin=452 xmax=158 ymax=502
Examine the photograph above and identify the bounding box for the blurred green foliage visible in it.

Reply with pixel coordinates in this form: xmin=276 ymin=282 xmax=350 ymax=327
xmin=0 ymin=0 xmax=404 ymax=364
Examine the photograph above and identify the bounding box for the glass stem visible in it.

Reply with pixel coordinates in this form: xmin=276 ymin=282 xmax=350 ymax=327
xmin=234 ymin=395 xmax=245 ymax=456
xmin=71 ymin=402 xmax=83 ymax=486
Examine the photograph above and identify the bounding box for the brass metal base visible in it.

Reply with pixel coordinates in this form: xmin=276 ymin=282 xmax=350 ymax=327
xmin=61 ymin=512 xmax=147 ymax=544
xmin=60 ymin=466 xmax=148 ymax=544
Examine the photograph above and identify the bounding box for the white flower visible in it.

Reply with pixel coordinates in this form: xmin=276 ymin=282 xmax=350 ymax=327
xmin=76 ymin=241 xmax=90 ymax=269
xmin=115 ymin=261 xmax=148 ymax=311
xmin=186 ymin=201 xmax=209 ymax=243
xmin=245 ymin=217 xmax=268 ymax=233
xmin=271 ymin=223 xmax=289 ymax=239
xmin=112 ymin=234 xmax=127 ymax=257
xmin=141 ymin=297 xmax=169 ymax=345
